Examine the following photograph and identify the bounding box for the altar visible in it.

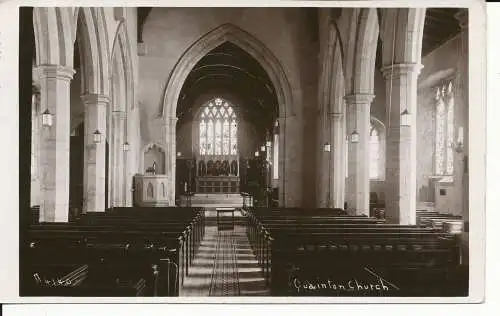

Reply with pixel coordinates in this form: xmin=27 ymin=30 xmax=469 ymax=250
xmin=194 ymin=155 xmax=240 ymax=194
xmin=196 ymin=175 xmax=240 ymax=194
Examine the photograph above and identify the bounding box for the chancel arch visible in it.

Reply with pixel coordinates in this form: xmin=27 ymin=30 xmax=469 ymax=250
xmin=162 ymin=23 xmax=293 ymax=206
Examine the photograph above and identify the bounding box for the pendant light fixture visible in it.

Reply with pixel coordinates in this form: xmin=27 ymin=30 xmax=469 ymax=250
xmin=350 ymin=129 xmax=360 ymax=143
xmin=349 ymin=97 xmax=359 ymax=143
xmin=400 ymin=43 xmax=412 ymax=127
xmin=42 ymin=109 xmax=53 ymax=127
xmin=400 ymin=109 xmax=411 ymax=127
xmin=123 ymin=141 xmax=130 ymax=152
xmin=93 ymin=130 xmax=103 ymax=143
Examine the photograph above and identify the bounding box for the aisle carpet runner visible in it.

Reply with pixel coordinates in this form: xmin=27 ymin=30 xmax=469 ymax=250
xmin=209 ymin=231 xmax=240 ymax=296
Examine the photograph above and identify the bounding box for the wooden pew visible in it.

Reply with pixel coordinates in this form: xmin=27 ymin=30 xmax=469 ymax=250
xmin=22 ymin=207 xmax=205 ymax=297
xmin=243 ymin=207 xmax=464 ymax=296
xmin=25 ymin=229 xmax=182 ymax=296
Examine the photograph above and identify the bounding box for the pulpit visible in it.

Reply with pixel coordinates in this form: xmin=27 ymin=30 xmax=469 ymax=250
xmin=134 ymin=174 xmax=171 ymax=207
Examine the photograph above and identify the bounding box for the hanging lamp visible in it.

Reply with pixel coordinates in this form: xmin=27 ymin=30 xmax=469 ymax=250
xmin=93 ymin=130 xmax=103 ymax=143
xmin=400 ymin=109 xmax=411 ymax=127
xmin=42 ymin=109 xmax=53 ymax=127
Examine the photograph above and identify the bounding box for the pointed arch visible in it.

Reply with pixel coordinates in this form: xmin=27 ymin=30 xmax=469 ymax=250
xmin=33 ymin=7 xmax=73 ymax=67
xmin=353 ymin=8 xmax=379 ymax=94
xmin=73 ymin=7 xmax=111 ymax=96
xmin=160 ymin=23 xmax=293 ymax=119
xmin=141 ymin=142 xmax=167 ymax=174
xmin=380 ymin=8 xmax=426 ymax=66
xmin=111 ymin=19 xmax=135 ymax=111
xmin=341 ymin=8 xmax=359 ymax=95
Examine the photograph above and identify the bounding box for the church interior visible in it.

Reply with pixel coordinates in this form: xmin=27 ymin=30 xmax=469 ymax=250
xmin=19 ymin=6 xmax=470 ymax=297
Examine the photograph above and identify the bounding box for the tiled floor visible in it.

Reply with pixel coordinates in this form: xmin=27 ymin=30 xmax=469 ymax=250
xmin=181 ymin=225 xmax=269 ymax=296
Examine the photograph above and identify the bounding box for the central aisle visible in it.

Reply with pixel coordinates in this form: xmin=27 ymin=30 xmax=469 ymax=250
xmin=181 ymin=224 xmax=269 ymax=296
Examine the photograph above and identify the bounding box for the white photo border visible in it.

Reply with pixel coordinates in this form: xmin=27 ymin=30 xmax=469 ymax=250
xmin=0 ymin=0 xmax=488 ymax=304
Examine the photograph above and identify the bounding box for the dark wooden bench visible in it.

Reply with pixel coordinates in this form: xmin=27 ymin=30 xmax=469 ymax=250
xmin=22 ymin=207 xmax=205 ymax=297
xmin=242 ymin=207 xmax=465 ymax=297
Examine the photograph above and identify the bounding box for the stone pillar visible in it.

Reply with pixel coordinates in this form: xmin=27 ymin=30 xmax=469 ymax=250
xmin=111 ymin=110 xmax=126 ymax=206
xmin=31 ymin=83 xmax=41 ymax=207
xmin=37 ymin=65 xmax=75 ymax=222
xmin=345 ymin=94 xmax=373 ymax=216
xmin=381 ymin=63 xmax=422 ymax=225
xmin=169 ymin=117 xmax=178 ymax=204
xmin=330 ymin=112 xmax=346 ymax=209
xmin=82 ymin=94 xmax=110 ymax=213
xmin=279 ymin=115 xmax=302 ymax=207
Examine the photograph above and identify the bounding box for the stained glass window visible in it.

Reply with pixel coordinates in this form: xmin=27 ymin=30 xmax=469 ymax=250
xmin=200 ymin=120 xmax=207 ymax=155
xmin=215 ymin=120 xmax=222 ymax=155
xmin=370 ymin=125 xmax=380 ymax=179
xmin=207 ymin=120 xmax=214 ymax=155
xmin=199 ymin=97 xmax=238 ymax=156
xmin=435 ymin=81 xmax=455 ymax=176
xmin=231 ymin=120 xmax=238 ymax=155
xmin=223 ymin=120 xmax=230 ymax=155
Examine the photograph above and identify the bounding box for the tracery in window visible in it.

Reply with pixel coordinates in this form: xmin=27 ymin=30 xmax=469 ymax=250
xmin=435 ymin=82 xmax=455 ymax=176
xmin=199 ymin=97 xmax=238 ymax=156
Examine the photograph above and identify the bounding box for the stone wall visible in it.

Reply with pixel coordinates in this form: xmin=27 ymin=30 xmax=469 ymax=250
xmin=138 ymin=7 xmax=320 ymax=206
xmin=368 ymin=30 xmax=468 ymax=212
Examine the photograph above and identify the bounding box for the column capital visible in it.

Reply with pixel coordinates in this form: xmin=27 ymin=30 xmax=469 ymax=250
xmin=164 ymin=116 xmax=178 ymax=125
xmin=112 ymin=110 xmax=127 ymax=120
xmin=380 ymin=63 xmax=423 ymax=79
xmin=328 ymin=112 xmax=343 ymax=119
xmin=35 ymin=64 xmax=75 ymax=81
xmin=81 ymin=94 xmax=111 ymax=106
xmin=343 ymin=93 xmax=374 ymax=104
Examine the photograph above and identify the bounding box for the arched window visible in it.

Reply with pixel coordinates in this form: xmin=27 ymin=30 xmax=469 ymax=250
xmin=199 ymin=97 xmax=238 ymax=156
xmin=370 ymin=124 xmax=380 ymax=179
xmin=435 ymin=82 xmax=454 ymax=176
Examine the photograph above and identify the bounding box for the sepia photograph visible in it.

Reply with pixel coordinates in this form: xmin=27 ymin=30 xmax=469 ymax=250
xmin=2 ymin=0 xmax=486 ymax=303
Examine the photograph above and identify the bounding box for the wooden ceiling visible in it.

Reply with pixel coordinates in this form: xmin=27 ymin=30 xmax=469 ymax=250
xmin=422 ymin=8 xmax=463 ymax=56
xmin=176 ymin=42 xmax=278 ymax=128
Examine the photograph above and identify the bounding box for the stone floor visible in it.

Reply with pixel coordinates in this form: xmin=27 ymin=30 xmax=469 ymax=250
xmin=180 ymin=225 xmax=269 ymax=296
